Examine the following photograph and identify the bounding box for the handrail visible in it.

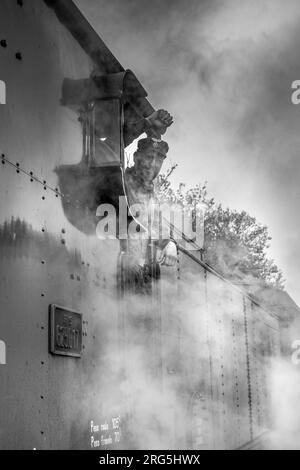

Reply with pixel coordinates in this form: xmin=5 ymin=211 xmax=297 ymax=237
xmin=177 ymin=243 xmax=280 ymax=321
xmin=235 ymin=430 xmax=270 ymax=450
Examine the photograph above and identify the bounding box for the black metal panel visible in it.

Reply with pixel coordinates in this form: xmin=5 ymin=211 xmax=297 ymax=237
xmin=49 ymin=304 xmax=82 ymax=357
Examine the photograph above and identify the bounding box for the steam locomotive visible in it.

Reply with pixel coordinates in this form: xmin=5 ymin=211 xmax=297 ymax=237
xmin=0 ymin=0 xmax=280 ymax=450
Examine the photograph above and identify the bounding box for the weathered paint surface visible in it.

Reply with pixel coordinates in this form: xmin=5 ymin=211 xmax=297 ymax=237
xmin=0 ymin=0 xmax=120 ymax=450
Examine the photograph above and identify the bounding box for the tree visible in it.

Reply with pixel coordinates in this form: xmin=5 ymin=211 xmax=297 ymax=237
xmin=155 ymin=169 xmax=284 ymax=289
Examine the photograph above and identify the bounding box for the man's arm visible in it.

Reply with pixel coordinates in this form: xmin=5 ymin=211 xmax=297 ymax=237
xmin=124 ymin=109 xmax=173 ymax=147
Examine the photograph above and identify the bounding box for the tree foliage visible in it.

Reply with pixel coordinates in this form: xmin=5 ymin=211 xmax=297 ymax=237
xmin=156 ymin=169 xmax=284 ymax=289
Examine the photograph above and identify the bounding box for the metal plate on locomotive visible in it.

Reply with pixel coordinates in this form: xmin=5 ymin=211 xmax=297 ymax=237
xmin=49 ymin=304 xmax=82 ymax=358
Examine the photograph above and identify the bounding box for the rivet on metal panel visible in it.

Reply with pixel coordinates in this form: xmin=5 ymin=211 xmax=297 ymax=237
xmin=1 ymin=154 xmax=5 ymax=164
xmin=41 ymin=260 xmax=45 ymax=264
xmin=41 ymin=293 xmax=45 ymax=297
xmin=41 ymin=228 xmax=45 ymax=233
xmin=41 ymin=361 xmax=44 ymax=365
xmin=61 ymin=229 xmax=65 ymax=234
xmin=15 ymin=52 xmax=22 ymax=61
xmin=61 ymin=239 xmax=65 ymax=245
xmin=42 ymin=196 xmax=45 ymax=200
xmin=0 ymin=40 xmax=7 ymax=48
xmin=40 ymin=396 xmax=44 ymax=400
xmin=70 ymin=274 xmax=74 ymax=280
xmin=17 ymin=0 xmax=24 ymax=6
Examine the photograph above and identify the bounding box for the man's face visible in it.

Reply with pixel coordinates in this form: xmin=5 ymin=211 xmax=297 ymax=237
xmin=134 ymin=150 xmax=164 ymax=182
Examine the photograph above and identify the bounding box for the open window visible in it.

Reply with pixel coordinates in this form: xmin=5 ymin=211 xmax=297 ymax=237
xmin=83 ymin=99 xmax=122 ymax=168
xmin=92 ymin=99 xmax=122 ymax=166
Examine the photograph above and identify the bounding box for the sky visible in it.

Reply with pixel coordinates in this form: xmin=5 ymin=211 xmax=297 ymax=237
xmin=76 ymin=0 xmax=300 ymax=304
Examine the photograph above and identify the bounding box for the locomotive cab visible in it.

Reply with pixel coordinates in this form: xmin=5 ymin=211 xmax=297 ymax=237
xmin=56 ymin=70 xmax=151 ymax=235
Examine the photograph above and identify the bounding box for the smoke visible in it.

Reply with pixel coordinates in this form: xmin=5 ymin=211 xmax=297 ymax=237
xmin=59 ymin=273 xmax=191 ymax=450
xmin=54 ymin=243 xmax=290 ymax=449
xmin=75 ymin=0 xmax=300 ymax=306
xmin=269 ymin=358 xmax=300 ymax=449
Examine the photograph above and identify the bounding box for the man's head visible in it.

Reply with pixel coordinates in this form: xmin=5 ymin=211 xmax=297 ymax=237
xmin=133 ymin=138 xmax=169 ymax=182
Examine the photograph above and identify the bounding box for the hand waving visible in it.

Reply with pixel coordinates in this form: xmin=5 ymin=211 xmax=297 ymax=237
xmin=146 ymin=109 xmax=173 ymax=138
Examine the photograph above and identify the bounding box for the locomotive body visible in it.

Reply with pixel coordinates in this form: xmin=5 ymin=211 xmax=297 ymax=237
xmin=0 ymin=0 xmax=280 ymax=450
